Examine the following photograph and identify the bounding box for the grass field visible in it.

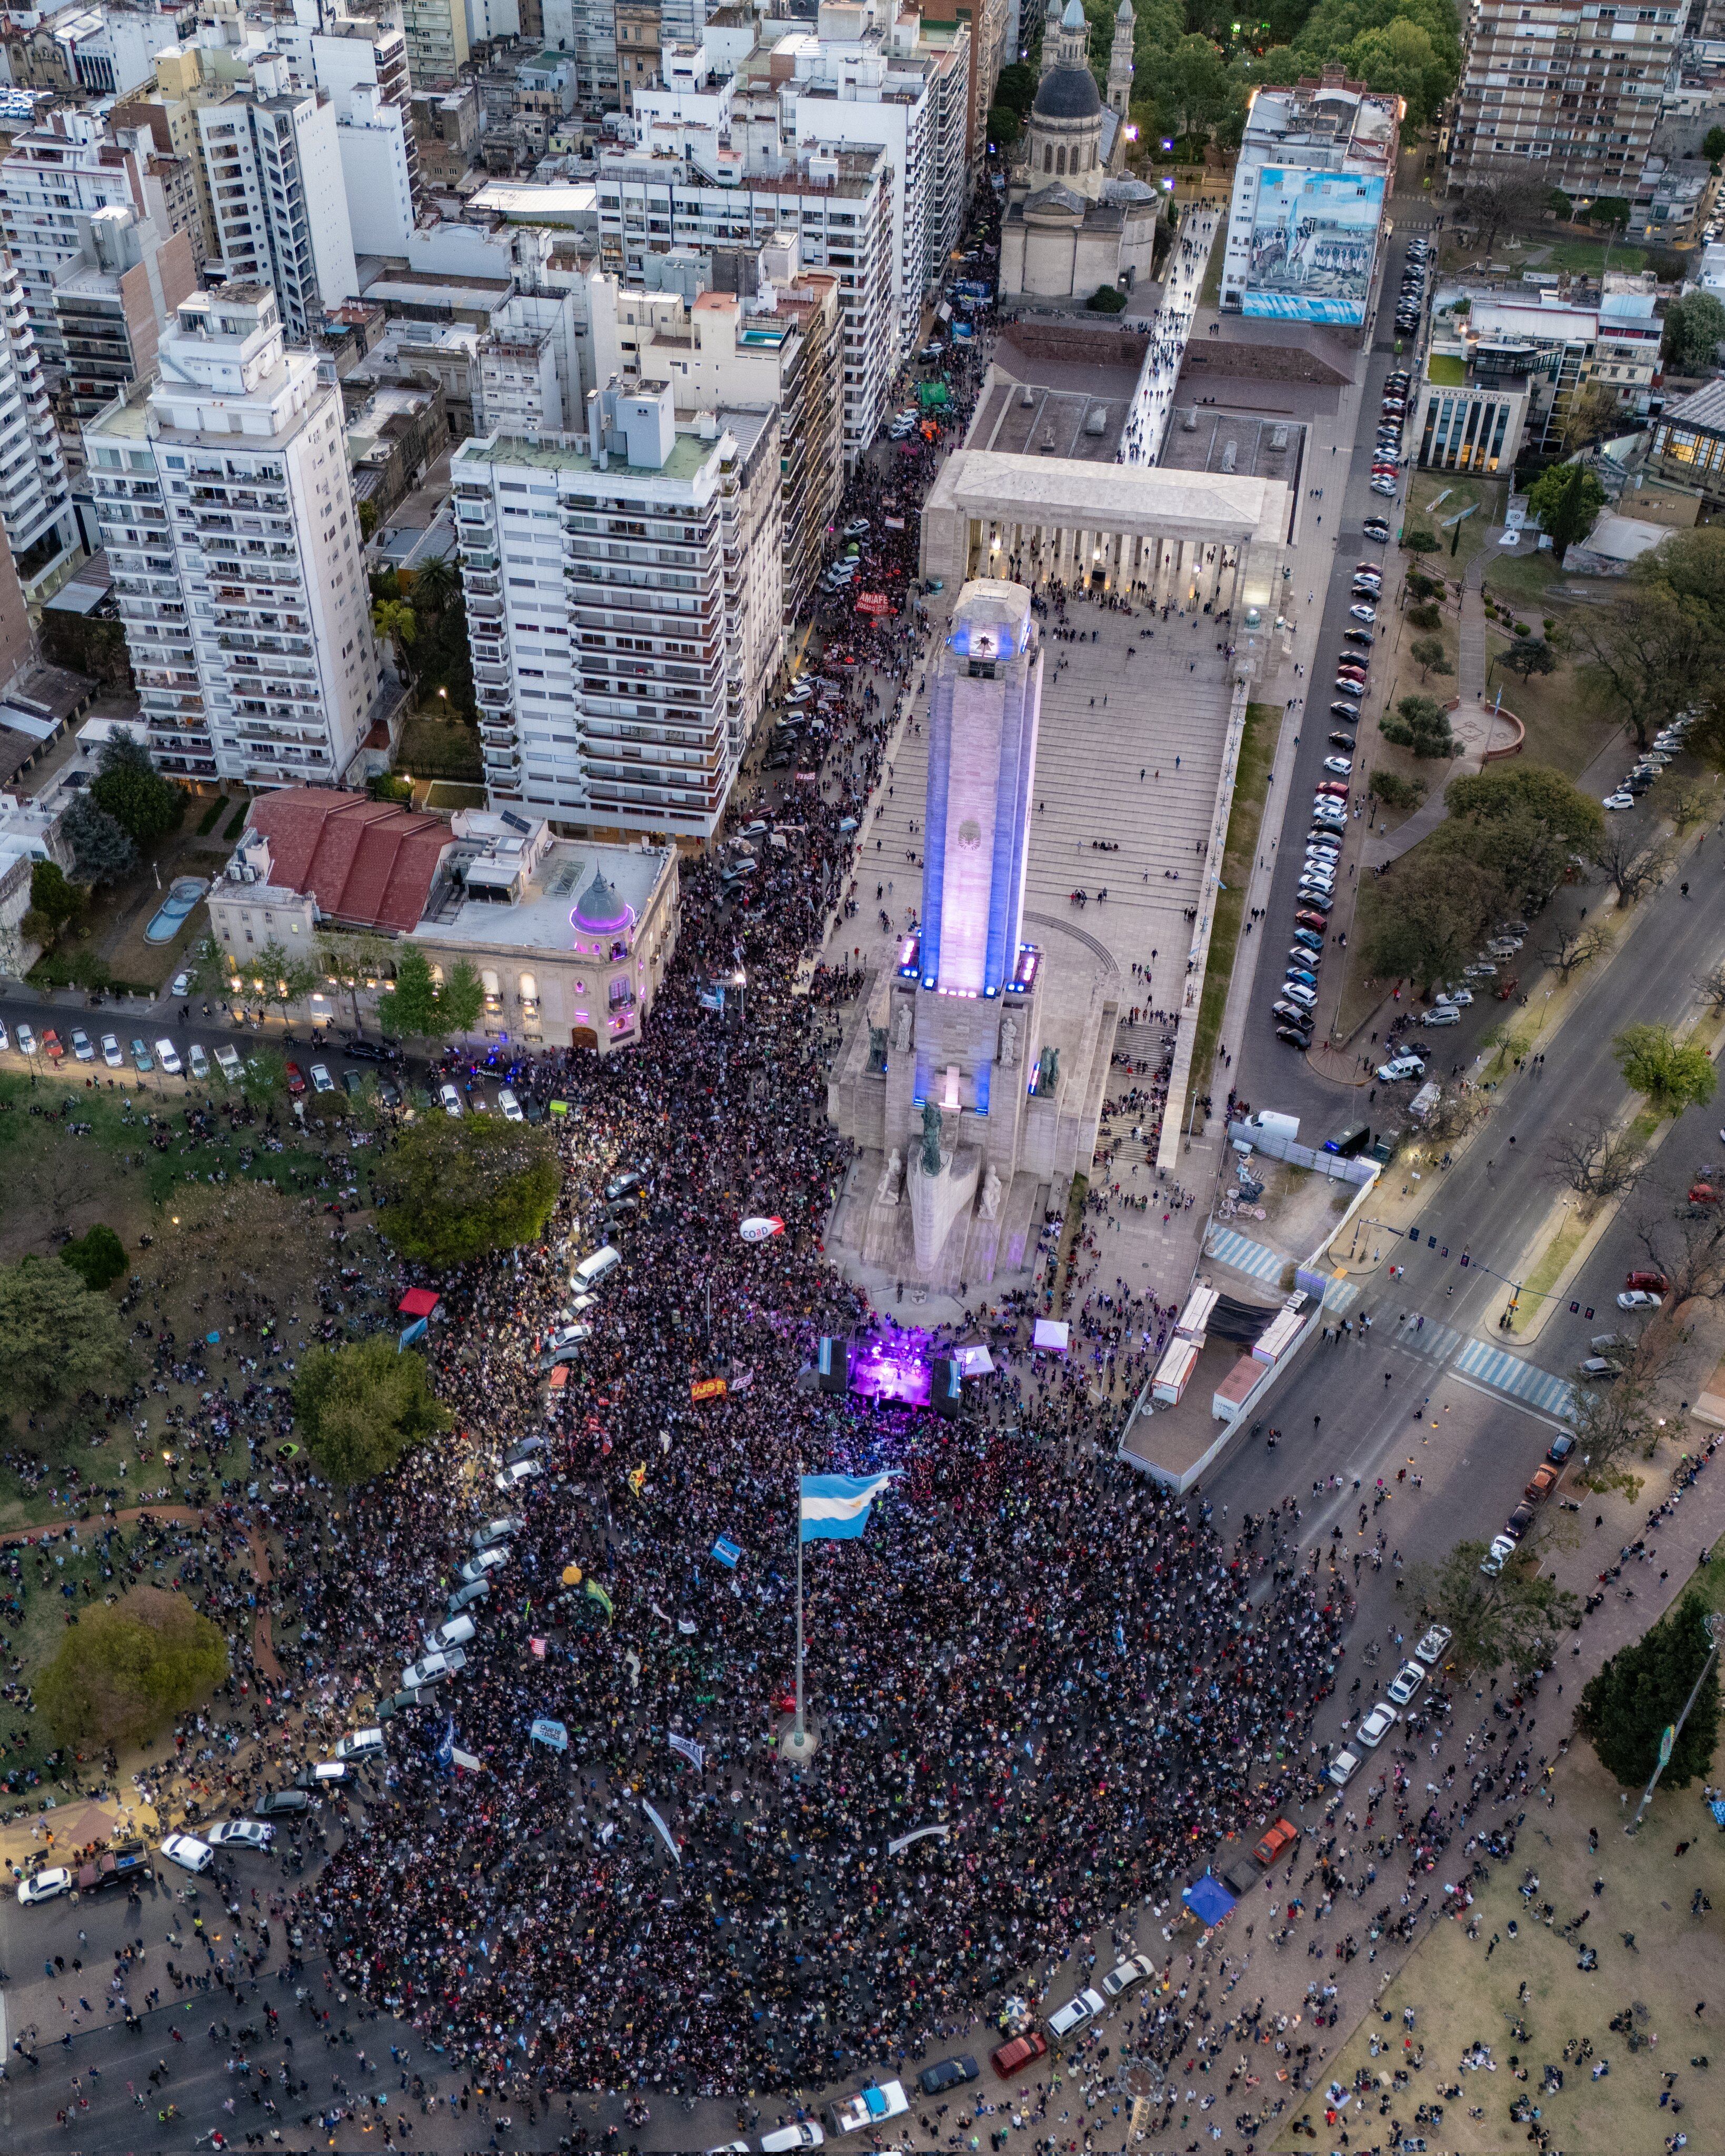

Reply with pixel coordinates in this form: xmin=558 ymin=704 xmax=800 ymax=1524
xmin=1405 ymin=473 xmax=1509 ymax=582
xmin=1192 ymin=702 xmax=1277 ymax=1086
xmin=1271 ymin=1687 xmax=1725 ymax=2154
xmin=1481 ymin=628 xmax=1622 ymax=781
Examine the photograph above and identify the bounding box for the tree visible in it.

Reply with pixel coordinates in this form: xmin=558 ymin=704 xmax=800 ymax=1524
xmin=987 ymin=104 xmax=1021 ymax=148
xmin=1547 ymin=187 xmax=1573 ymax=220
xmin=1140 ymin=34 xmax=1233 ymax=141
xmin=27 ymin=859 xmax=84 ymax=943
xmin=181 ymin=933 xmax=233 ymax=995
xmin=315 ymin=931 xmax=392 ymax=1033
xmin=1369 ymin=770 xmax=1425 ymax=811
xmin=1704 ymin=124 xmax=1725 ymax=162
xmin=35 ymin=1586 xmax=228 ymax=1749
xmin=1664 ymin=291 xmax=1725 ymax=375
xmin=248 ymin=937 xmax=319 ymax=1022
xmin=1380 ymin=693 xmax=1455 ymax=757
xmin=1613 ymin=1022 xmax=1717 ymax=1120
xmin=1559 ymin=381 xmax=1620 ymax=455
xmin=1577 ymin=1591 xmax=1721 ymax=1790
xmin=238 ymin=1047 xmax=287 ymax=1110
xmin=371 ymin=597 xmax=418 ymax=679
xmin=1404 ymin=569 xmax=1442 ymax=602
xmin=60 ymin=1223 xmax=127 ymax=1292
xmin=1402 ymin=527 xmax=1441 ymax=556
xmin=380 ymin=1115 xmax=562 ymax=1269
xmin=61 ymin=794 xmax=138 ymax=886
xmin=1498 ymin=635 xmax=1557 ymax=682
xmin=1344 ymin=16 xmax=1449 ymax=126
xmin=1462 ymin=159 xmax=1549 ymax=251
xmin=1539 ymin=924 xmax=1607 ymax=982
xmin=1404 ymin=1538 xmax=1580 ymax=1681
xmin=1546 ymin=1112 xmax=1642 ymax=1206
xmin=1088 ymin=283 xmax=1128 ymax=313
xmin=1568 ymin=1373 xmax=1662 ymax=1486
xmin=294 ymin=1332 xmax=453 ymax=1486
xmin=1588 ymin=195 xmax=1632 ymax=231
xmin=0 ymin=1256 xmax=136 ymax=1415
xmin=1434 ymin=763 xmax=1603 ymax=905
xmin=994 ymin=59 xmax=1036 ymax=114
xmin=1592 ymin=827 xmax=1673 ymax=907
xmin=380 ymin=946 xmax=484 ymax=1047
xmin=89 ymin=732 xmax=185 ymax=848
xmin=1405 ymin=602 xmax=1442 ymax=632
xmin=1410 ymin=634 xmax=1451 ymax=682
xmin=1693 ymin=960 xmax=1725 ymax=1017
xmin=1362 ymin=852 xmax=1505 ymax=992
xmin=1636 ymin=1204 xmax=1725 ymax=1305
xmin=1525 ymin=461 xmax=1606 ymax=564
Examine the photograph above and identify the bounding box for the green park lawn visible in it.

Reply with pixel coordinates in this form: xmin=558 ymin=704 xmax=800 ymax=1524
xmin=1193 ymin=701 xmax=1277 ymax=1086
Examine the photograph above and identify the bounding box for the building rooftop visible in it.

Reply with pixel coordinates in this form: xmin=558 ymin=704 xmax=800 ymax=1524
xmin=1158 ymin=408 xmax=1308 ymax=485
xmin=1241 ymin=78 xmax=1398 ymax=167
xmin=242 ymin=789 xmax=450 ymax=933
xmin=1660 ymin=377 xmax=1725 ymax=434
xmin=415 ymin=833 xmax=670 ymax=954
xmin=455 ymin=406 xmax=773 ymax=481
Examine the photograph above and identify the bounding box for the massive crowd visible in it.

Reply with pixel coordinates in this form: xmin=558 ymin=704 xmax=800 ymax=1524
xmin=281 ymin=250 xmax=1355 ymax=2108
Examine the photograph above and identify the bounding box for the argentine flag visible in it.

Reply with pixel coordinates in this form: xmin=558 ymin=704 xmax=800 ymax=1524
xmin=800 ymin=1470 xmax=897 ymax=1544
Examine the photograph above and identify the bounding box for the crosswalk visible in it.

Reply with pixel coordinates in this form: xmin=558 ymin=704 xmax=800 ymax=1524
xmin=1453 ymin=1337 xmax=1575 ymax=1419
xmin=1389 ymin=1319 xmax=1463 ymax=1363
xmin=1205 ymin=1227 xmax=1285 ymax=1284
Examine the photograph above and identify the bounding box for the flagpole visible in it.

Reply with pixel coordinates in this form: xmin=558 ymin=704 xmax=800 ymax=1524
xmin=794 ymin=1462 xmax=805 ymax=1745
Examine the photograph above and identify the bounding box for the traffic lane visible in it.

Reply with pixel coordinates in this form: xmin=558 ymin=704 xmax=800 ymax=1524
xmin=0 ymin=999 xmax=418 ymax=1099
xmin=1239 ymin=261 xmax=1412 ymax=1114
xmin=1371 ymin=860 xmax=1725 ymax=1339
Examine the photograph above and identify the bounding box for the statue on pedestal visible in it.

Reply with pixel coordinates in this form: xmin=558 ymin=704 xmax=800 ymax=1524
xmin=998 ymin=1011 xmax=1019 ymax=1068
xmin=874 ymin=1149 xmax=903 ymax=1206
xmin=1039 ymin=1044 xmax=1060 ymax=1094
xmin=867 ymin=1024 xmax=888 ymax=1074
xmin=894 ymin=1003 xmax=913 ymax=1054
xmin=919 ymin=1097 xmax=943 ymax=1177
xmin=980 ymin=1163 xmax=1003 ymax=1220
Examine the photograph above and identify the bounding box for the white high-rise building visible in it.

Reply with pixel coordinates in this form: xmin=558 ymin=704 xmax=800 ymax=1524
xmin=196 ymin=56 xmax=358 ymax=342
xmin=0 ymin=251 xmax=74 ymax=564
xmin=0 ymin=110 xmax=144 ymax=367
xmin=84 ymin=282 xmax=386 ymax=789
xmin=453 ymin=377 xmax=782 ymax=838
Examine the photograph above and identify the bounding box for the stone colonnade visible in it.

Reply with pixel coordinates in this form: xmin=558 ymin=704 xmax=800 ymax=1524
xmin=971 ymin=517 xmax=1244 ymax=610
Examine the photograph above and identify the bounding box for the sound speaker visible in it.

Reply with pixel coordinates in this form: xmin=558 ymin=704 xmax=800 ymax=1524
xmin=932 ymin=1358 xmax=962 ymax=1420
xmin=815 ymin=1335 xmax=850 ymax=1394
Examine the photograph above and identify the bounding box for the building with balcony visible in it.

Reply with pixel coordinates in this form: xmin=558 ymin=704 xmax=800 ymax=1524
xmin=51 ymin=203 xmax=198 ymax=438
xmin=594 ymin=138 xmax=894 ymax=462
xmin=636 ymin=253 xmax=841 ymax=622
xmin=402 ymin=0 xmax=471 ymax=85
xmin=453 ymin=375 xmax=781 ymax=839
xmin=207 ymin=788 xmax=680 ymax=1055
xmin=0 ymin=108 xmax=144 ymax=366
xmin=82 ymin=280 xmax=387 ymax=787
xmin=0 ymin=250 xmax=75 ymax=564
xmin=197 ymin=56 xmax=359 ymax=343
xmin=1449 ymin=0 xmax=1680 ymax=194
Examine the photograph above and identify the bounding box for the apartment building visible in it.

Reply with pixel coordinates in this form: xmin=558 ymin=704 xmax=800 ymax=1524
xmin=1449 ymin=0 xmax=1683 ymax=194
xmin=50 ymin=201 xmax=197 ymax=432
xmin=401 ymin=0 xmax=470 ymax=85
xmin=0 ymin=252 xmax=74 ymax=564
xmin=197 ymin=57 xmax=359 ymax=342
xmin=637 ymin=257 xmax=841 ymax=618
xmin=114 ymin=42 xmax=226 ymax=263
xmin=615 ymin=0 xmax=662 ymax=106
xmin=595 ymin=138 xmax=895 ymax=460
xmin=83 ymin=281 xmax=386 ymax=788
xmin=50 ymin=2 xmax=196 ymax=99
xmin=473 ymin=287 xmax=590 ymax=431
xmin=453 ymin=375 xmax=782 ymax=839
xmin=0 ymin=109 xmax=143 ymax=365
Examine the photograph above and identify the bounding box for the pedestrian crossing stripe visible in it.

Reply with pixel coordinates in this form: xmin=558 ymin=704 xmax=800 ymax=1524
xmin=1323 ymin=1278 xmax=1360 ymax=1312
xmin=1204 ymin=1227 xmax=1285 ymax=1283
xmin=1397 ymin=1321 xmax=1462 ymax=1361
xmin=1452 ymin=1337 xmax=1574 ymax=1419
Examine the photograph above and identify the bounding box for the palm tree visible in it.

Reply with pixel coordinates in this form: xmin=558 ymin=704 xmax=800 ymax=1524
xmin=412 ymin=556 xmax=457 ymax=617
xmin=372 ymin=597 xmax=417 ymax=679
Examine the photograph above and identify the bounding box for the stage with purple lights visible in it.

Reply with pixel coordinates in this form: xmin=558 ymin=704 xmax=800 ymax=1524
xmin=848 ymin=1332 xmax=935 ymax=1408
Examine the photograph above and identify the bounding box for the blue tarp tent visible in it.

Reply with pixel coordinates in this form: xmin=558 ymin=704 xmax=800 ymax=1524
xmin=1182 ymin=1873 xmax=1235 ymax=1928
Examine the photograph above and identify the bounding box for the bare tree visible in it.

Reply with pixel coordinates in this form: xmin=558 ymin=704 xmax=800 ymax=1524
xmin=1462 ymin=161 xmax=1551 ymax=253
xmin=1539 ymin=925 xmax=1608 ymax=982
xmin=1636 ymin=1207 xmax=1725 ymax=1304
xmin=1696 ymin=962 xmax=1725 ymax=1018
xmin=1592 ymin=829 xmax=1673 ymax=907
xmin=1568 ymin=1376 xmax=1662 ymax=1488
xmin=1547 ymin=1113 xmax=1644 ymax=1205
xmin=1423 ymin=1088 xmax=1490 ymax=1144
xmin=1670 ymin=777 xmax=1719 ymax=829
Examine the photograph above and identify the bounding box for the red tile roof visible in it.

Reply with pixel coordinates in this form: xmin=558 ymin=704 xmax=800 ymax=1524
xmin=246 ymin=788 xmax=449 ymax=934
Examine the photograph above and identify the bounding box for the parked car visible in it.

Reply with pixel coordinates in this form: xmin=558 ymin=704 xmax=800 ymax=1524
xmin=253 ymin=1789 xmax=313 ymax=1817
xmin=919 ymin=2055 xmax=980 ymax=2095
xmin=1625 ymin=1269 xmax=1668 ymax=1293
xmin=423 ymin=1614 xmax=477 ymax=1655
xmin=1386 ymin=1660 xmax=1427 ymax=1706
xmin=101 ymin=1032 xmax=122 ymax=1066
xmin=284 ymin=1060 xmax=306 ymax=1096
xmin=1524 ymin=1463 xmax=1561 ymax=1502
xmin=1253 ymin=1819 xmax=1301 ymax=1868
xmin=401 ymin=1648 xmax=468 ymax=1689
xmin=215 ymin=1043 xmax=243 ymax=1082
xmin=1618 ymin=1289 xmax=1663 ymax=1311
xmin=438 ymin=1082 xmax=463 ymax=1117
xmin=1413 ymin=1624 xmax=1452 ymax=1665
xmin=342 ymin=1037 xmax=402 ymax=1064
xmin=825 ymin=2079 xmax=909 ymax=2136
xmin=310 ymin=1062 xmax=334 ymax=1093
xmin=187 ymin=1043 xmax=210 ymax=1081
xmin=498 ymin=1086 xmax=524 ymax=1122
xmin=42 ymin=1027 xmax=63 ymax=1062
xmin=69 ymin=1027 xmax=94 ymax=1061
xmin=205 ymin=1819 xmax=275 ymax=1850
xmin=1046 ymin=1987 xmax=1106 ymax=2041
xmin=159 ymin=1831 xmax=215 ymax=1875
xmin=129 ymin=1038 xmax=153 ymax=1072
xmin=1355 ymin=1703 xmax=1399 ymax=1749
xmin=1377 ymin=1054 xmax=1425 ymax=1082
xmin=16 ymin=1865 xmax=74 ymax=1905
xmin=991 ymin=2030 xmax=1049 ymax=2079
xmin=760 ymin=2125 xmax=824 ymax=2152
xmin=1327 ymin=1746 xmax=1362 ymax=1788
xmin=1101 ymin=1953 xmax=1157 ymax=1997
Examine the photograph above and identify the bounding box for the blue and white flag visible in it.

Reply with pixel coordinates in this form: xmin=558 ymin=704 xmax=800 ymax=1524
xmin=799 ymin=1470 xmax=897 ymax=1544
xmin=435 ymin=1715 xmax=455 ymax=1773
xmin=530 ymin=1716 xmax=569 ymax=1752
xmin=669 ymin=1732 xmax=705 ymax=1770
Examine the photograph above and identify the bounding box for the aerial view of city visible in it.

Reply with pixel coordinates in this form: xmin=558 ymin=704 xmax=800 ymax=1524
xmin=0 ymin=0 xmax=1720 ymax=2149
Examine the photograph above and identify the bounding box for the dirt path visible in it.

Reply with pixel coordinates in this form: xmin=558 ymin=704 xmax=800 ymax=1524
xmin=3 ymin=1504 xmax=283 ymax=1682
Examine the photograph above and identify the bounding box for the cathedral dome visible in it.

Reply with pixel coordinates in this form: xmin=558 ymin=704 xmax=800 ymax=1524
xmin=1033 ymin=61 xmax=1101 ymax=120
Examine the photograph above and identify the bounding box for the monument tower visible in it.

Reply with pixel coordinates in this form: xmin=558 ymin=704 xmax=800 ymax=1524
xmin=826 ymin=580 xmax=1116 ymax=1294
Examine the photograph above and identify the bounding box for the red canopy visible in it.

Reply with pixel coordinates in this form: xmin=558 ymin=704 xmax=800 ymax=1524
xmin=398 ymin=1288 xmax=440 ymax=1319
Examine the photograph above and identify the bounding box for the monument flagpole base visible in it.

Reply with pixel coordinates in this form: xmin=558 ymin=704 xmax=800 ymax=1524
xmin=777 ymin=1720 xmax=821 ymax=1768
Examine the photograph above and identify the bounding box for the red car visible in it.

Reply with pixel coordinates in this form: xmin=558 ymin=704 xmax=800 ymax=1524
xmin=41 ymin=1027 xmax=64 ymax=1062
xmin=1524 ymin=1463 xmax=1560 ymax=1503
xmin=991 ymin=2031 xmax=1048 ymax=2080
xmin=285 ymin=1060 xmax=307 ymax=1096
xmin=1295 ymin=909 xmax=1329 ymax=933
xmin=1316 ymin=781 xmax=1349 ymax=798
xmin=1253 ymin=1817 xmax=1300 ymax=1868
xmin=1625 ymin=1269 xmax=1668 ymax=1293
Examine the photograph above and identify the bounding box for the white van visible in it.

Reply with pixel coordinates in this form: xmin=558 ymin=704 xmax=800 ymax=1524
xmin=572 ymin=1244 xmax=622 ymax=1291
